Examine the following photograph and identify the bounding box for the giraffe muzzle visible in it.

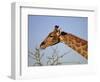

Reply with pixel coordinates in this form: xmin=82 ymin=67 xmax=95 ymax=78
xmin=40 ymin=41 xmax=46 ymax=49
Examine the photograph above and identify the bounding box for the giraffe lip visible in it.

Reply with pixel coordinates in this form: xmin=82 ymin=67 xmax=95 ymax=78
xmin=40 ymin=46 xmax=45 ymax=49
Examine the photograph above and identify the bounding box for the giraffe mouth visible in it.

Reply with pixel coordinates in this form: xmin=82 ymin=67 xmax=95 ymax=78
xmin=40 ymin=42 xmax=58 ymax=49
xmin=40 ymin=45 xmax=46 ymax=49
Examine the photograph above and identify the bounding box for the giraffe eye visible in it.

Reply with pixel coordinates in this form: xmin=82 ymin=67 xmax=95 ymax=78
xmin=50 ymin=35 xmax=53 ymax=37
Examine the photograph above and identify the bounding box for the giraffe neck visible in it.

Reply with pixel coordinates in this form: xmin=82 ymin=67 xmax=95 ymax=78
xmin=60 ymin=32 xmax=88 ymax=59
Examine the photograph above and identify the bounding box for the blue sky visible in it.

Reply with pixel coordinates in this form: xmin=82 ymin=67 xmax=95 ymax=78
xmin=28 ymin=15 xmax=88 ymax=66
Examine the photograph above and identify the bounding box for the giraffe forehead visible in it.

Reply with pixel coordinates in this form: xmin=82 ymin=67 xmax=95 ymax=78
xmin=49 ymin=32 xmax=55 ymax=35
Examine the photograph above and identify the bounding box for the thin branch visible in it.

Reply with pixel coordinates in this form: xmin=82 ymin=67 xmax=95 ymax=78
xmin=29 ymin=46 xmax=72 ymax=66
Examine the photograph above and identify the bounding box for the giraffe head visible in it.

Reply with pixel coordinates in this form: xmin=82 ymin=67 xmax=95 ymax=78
xmin=40 ymin=25 xmax=61 ymax=49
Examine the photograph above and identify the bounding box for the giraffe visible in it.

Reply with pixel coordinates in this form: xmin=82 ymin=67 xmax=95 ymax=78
xmin=40 ymin=25 xmax=88 ymax=59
